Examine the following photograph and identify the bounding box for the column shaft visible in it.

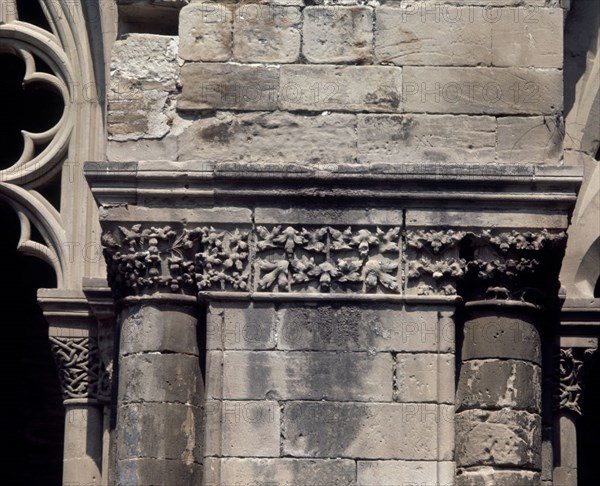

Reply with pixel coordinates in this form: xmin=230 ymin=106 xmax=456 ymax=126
xmin=456 ymin=301 xmax=542 ymax=485
xmin=115 ymin=299 xmax=204 ymax=485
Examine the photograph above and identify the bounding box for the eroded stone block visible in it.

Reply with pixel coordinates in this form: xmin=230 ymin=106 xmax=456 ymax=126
xmin=375 ymin=6 xmax=492 ymax=66
xmin=279 ymin=65 xmax=402 ymax=112
xmin=403 ymin=66 xmax=562 ymax=114
xmin=221 ymin=351 xmax=394 ymax=401
xmin=455 ymin=409 xmax=541 ymax=468
xmin=303 ymin=6 xmax=373 ymax=64
xmin=179 ymin=63 xmax=279 ymax=111
xmin=179 ymin=3 xmax=233 ymax=61
xmin=233 ymin=5 xmax=301 ymax=63
xmin=358 ymin=114 xmax=496 ymax=164
xmin=178 ymin=111 xmax=358 ymax=164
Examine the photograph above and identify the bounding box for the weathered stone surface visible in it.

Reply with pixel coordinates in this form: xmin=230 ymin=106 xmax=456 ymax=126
xmin=457 ymin=359 xmax=541 ymax=412
xmin=375 ymin=6 xmax=492 ymax=66
xmin=207 ymin=302 xmax=277 ymax=350
xmin=117 ymin=402 xmax=202 ymax=460
xmin=207 ymin=458 xmax=357 ymax=485
xmin=303 ymin=6 xmax=373 ymax=64
xmin=110 ymin=34 xmax=179 ymax=91
xmin=116 ymin=458 xmax=202 ymax=486
xmin=462 ymin=312 xmax=541 ymax=364
xmin=455 ymin=409 xmax=541 ymax=468
xmin=282 ymin=402 xmax=454 ymax=460
xmin=205 ymin=400 xmax=280 ymax=457
xmin=496 ymin=115 xmax=563 ymax=163
xmin=120 ymin=304 xmax=199 ymax=355
xmin=108 ymin=34 xmax=180 ymax=141
xmin=492 ymin=7 xmax=563 ymax=68
xmin=107 ymin=137 xmax=178 ymax=162
xmin=277 ymin=305 xmax=454 ymax=353
xmin=403 ymin=67 xmax=562 ymax=114
xmin=179 ymin=63 xmax=279 ymax=111
xmin=358 ymin=114 xmax=496 ymax=164
xmin=233 ymin=5 xmax=301 ymax=62
xmin=178 ymin=111 xmax=357 ymax=164
xmin=358 ymin=460 xmax=455 ymax=486
xmin=118 ymin=354 xmax=203 ymax=406
xmin=279 ymin=65 xmax=402 ymax=112
xmin=395 ymin=353 xmax=454 ymax=404
xmin=222 ymin=351 xmax=394 ymax=401
xmin=456 ymin=468 xmax=541 ymax=486
xmin=179 ymin=3 xmax=233 ymax=61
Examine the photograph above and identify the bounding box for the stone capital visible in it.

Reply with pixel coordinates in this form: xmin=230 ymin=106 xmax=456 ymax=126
xmin=406 ymin=227 xmax=568 ymax=303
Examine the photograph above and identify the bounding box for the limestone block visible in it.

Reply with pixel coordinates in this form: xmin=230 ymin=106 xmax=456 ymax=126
xmin=179 ymin=63 xmax=279 ymax=111
xmin=204 ymin=400 xmax=280 ymax=457
xmin=279 ymin=65 xmax=402 ymax=112
xmin=110 ymin=34 xmax=179 ymax=91
xmin=358 ymin=114 xmax=496 ymax=164
xmin=179 ymin=3 xmax=233 ymax=61
xmin=118 ymin=354 xmax=203 ymax=406
xmin=277 ymin=304 xmax=454 ymax=353
xmin=395 ymin=353 xmax=455 ymax=404
xmin=233 ymin=5 xmax=301 ymax=62
xmin=375 ymin=6 xmax=492 ymax=66
xmin=458 ymin=359 xmax=541 ymax=412
xmin=207 ymin=302 xmax=277 ymax=350
xmin=303 ymin=6 xmax=373 ymax=64
xmin=457 ymin=469 xmax=541 ymax=486
xmin=107 ymin=137 xmax=178 ymax=162
xmin=178 ymin=111 xmax=358 ymax=164
xmin=357 ymin=460 xmax=455 ymax=486
xmin=120 ymin=304 xmax=199 ymax=355
xmin=209 ymin=458 xmax=356 ymax=485
xmin=461 ymin=313 xmax=541 ymax=364
xmin=455 ymin=409 xmax=541 ymax=468
xmin=496 ymin=115 xmax=563 ymax=163
xmin=117 ymin=403 xmax=203 ymax=460
xmin=108 ymin=34 xmax=179 ymax=140
xmin=221 ymin=351 xmax=394 ymax=401
xmin=116 ymin=458 xmax=201 ymax=486
xmin=403 ymin=67 xmax=562 ymax=114
xmin=282 ymin=402 xmax=453 ymax=459
xmin=492 ymin=7 xmax=563 ymax=68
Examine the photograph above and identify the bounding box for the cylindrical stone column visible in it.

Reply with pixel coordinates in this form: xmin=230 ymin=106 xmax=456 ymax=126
xmin=456 ymin=300 xmax=542 ymax=485
xmin=115 ymin=296 xmax=203 ymax=486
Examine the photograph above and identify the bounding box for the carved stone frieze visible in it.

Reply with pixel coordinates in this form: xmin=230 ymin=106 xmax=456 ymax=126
xmin=102 ymin=224 xmax=567 ymax=299
xmin=254 ymin=225 xmax=401 ymax=293
xmin=405 ymin=228 xmax=567 ymax=299
xmin=102 ymin=224 xmax=251 ymax=298
xmin=49 ymin=336 xmax=111 ymax=403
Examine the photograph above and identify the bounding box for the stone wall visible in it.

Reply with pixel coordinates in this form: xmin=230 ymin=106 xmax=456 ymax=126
xmin=205 ymin=302 xmax=455 ymax=484
xmin=108 ymin=1 xmax=565 ymax=167
xmin=97 ymin=1 xmax=576 ymax=485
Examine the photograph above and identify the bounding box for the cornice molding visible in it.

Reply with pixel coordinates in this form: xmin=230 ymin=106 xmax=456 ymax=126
xmin=84 ymin=161 xmax=582 ymax=208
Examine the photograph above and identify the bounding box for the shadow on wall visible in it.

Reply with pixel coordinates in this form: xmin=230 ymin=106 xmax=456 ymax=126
xmin=0 ymin=202 xmax=64 ymax=486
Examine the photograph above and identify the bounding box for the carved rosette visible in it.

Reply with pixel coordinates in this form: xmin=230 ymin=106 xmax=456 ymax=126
xmin=49 ymin=336 xmax=111 ymax=403
xmin=254 ymin=225 xmax=402 ymax=293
